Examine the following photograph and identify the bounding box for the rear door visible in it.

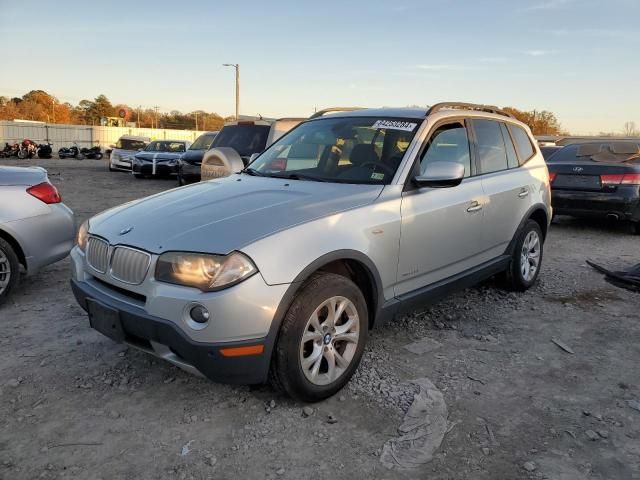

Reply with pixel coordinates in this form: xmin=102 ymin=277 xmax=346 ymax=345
xmin=396 ymin=120 xmax=487 ymax=295
xmin=471 ymin=119 xmax=534 ymax=260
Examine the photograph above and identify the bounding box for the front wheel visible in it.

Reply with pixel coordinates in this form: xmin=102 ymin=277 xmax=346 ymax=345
xmin=502 ymin=219 xmax=544 ymax=291
xmin=94 ymin=153 xmax=103 ymax=160
xmin=270 ymin=272 xmax=368 ymax=402
xmin=0 ymin=238 xmax=20 ymax=306
xmin=17 ymin=150 xmax=27 ymax=159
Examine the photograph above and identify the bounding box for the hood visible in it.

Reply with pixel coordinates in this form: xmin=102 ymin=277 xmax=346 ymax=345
xmin=135 ymin=152 xmax=182 ymax=162
xmin=89 ymin=175 xmax=383 ymax=254
xmin=181 ymin=148 xmax=206 ymax=164
xmin=0 ymin=165 xmax=47 ymax=186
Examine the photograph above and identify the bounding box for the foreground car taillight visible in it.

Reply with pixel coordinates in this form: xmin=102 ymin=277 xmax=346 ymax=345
xmin=27 ymin=182 xmax=61 ymax=204
xmin=601 ymin=173 xmax=640 ymax=185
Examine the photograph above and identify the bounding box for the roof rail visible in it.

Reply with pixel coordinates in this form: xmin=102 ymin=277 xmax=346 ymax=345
xmin=308 ymin=107 xmax=364 ymax=119
xmin=426 ymin=102 xmax=515 ymax=119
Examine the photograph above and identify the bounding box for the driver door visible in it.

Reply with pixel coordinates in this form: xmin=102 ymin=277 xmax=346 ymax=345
xmin=395 ymin=120 xmax=488 ymax=296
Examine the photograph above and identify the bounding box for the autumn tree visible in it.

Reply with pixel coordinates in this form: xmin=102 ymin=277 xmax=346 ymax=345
xmin=502 ymin=107 xmax=564 ymax=135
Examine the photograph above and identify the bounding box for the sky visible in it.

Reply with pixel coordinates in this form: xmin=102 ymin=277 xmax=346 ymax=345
xmin=0 ymin=0 xmax=638 ymax=134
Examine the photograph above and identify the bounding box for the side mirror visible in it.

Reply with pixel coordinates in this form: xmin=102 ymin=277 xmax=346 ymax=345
xmin=413 ymin=161 xmax=465 ymax=188
xmin=248 ymin=152 xmax=260 ymax=163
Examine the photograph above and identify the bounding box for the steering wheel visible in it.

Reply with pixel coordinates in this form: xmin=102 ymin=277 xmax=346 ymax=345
xmin=358 ymin=161 xmax=395 ymax=176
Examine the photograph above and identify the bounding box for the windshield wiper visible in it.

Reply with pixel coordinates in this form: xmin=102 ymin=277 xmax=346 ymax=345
xmin=241 ymin=167 xmax=265 ymax=176
xmin=270 ymin=172 xmax=329 ymax=182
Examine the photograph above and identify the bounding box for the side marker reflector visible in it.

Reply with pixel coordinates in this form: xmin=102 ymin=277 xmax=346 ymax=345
xmin=219 ymin=345 xmax=264 ymax=357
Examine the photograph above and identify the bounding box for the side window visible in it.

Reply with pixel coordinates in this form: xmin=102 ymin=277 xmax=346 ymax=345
xmin=508 ymin=124 xmax=535 ymax=164
xmin=473 ymin=119 xmax=508 ymax=174
xmin=500 ymin=123 xmax=519 ymax=169
xmin=420 ymin=122 xmax=471 ymax=177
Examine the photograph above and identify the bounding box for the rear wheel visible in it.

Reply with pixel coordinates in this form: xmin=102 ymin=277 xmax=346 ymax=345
xmin=270 ymin=272 xmax=368 ymax=402
xmin=0 ymin=238 xmax=20 ymax=306
xmin=502 ymin=219 xmax=543 ymax=291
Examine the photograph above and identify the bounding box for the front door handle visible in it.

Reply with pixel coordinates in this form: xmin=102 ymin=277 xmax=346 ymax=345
xmin=467 ymin=201 xmax=482 ymax=213
xmin=518 ymin=188 xmax=529 ymax=198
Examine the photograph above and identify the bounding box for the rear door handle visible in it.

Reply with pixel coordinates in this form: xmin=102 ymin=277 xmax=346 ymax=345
xmin=466 ymin=201 xmax=482 ymax=213
xmin=518 ymin=188 xmax=529 ymax=198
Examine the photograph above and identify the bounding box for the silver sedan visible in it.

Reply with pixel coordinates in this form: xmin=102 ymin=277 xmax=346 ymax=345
xmin=0 ymin=166 xmax=75 ymax=304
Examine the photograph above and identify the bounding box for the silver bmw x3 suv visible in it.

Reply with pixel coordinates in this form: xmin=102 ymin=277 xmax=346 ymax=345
xmin=70 ymin=103 xmax=551 ymax=401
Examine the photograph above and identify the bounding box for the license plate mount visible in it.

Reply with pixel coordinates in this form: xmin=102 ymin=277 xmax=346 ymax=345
xmin=87 ymin=299 xmax=125 ymax=343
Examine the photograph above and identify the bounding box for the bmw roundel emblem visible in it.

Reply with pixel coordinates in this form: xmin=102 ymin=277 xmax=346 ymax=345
xmin=119 ymin=226 xmax=134 ymax=236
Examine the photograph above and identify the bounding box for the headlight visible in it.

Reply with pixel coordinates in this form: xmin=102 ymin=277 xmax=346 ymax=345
xmin=77 ymin=220 xmax=89 ymax=252
xmin=155 ymin=251 xmax=257 ymax=291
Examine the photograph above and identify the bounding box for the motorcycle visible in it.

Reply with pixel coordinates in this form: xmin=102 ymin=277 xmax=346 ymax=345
xmin=0 ymin=143 xmax=17 ymax=158
xmin=37 ymin=143 xmax=53 ymax=159
xmin=17 ymin=139 xmax=38 ymax=159
xmin=80 ymin=146 xmax=103 ymax=160
xmin=58 ymin=142 xmax=84 ymax=160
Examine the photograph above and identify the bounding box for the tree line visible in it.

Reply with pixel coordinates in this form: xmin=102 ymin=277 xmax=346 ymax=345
xmin=0 ymin=89 xmax=594 ymax=136
xmin=0 ymin=90 xmax=231 ymax=131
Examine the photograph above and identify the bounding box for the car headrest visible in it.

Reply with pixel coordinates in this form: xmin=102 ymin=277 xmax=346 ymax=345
xmin=350 ymin=144 xmax=379 ymax=166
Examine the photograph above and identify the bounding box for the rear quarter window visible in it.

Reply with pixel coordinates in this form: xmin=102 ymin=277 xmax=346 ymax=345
xmin=508 ymin=125 xmax=535 ymax=164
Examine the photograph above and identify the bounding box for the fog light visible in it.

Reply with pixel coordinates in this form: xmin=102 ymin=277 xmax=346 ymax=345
xmin=189 ymin=305 xmax=210 ymax=324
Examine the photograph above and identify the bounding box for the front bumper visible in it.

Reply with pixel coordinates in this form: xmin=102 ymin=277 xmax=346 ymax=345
xmin=133 ymin=161 xmax=179 ymax=176
xmin=69 ymin=246 xmax=290 ymax=384
xmin=552 ymin=186 xmax=640 ymax=221
xmin=178 ymin=161 xmax=202 ymax=183
xmin=71 ymin=278 xmax=272 ymax=384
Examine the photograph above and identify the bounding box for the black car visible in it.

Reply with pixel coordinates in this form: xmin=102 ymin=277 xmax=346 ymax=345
xmin=132 ymin=140 xmax=189 ymax=179
xmin=540 ymin=145 xmax=563 ymax=161
xmin=178 ymin=122 xmax=272 ymax=185
xmin=547 ymin=141 xmax=640 ymax=233
xmin=176 ymin=131 xmax=219 ymax=185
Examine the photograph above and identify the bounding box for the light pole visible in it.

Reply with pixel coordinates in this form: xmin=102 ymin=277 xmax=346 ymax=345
xmin=223 ymin=63 xmax=240 ymax=121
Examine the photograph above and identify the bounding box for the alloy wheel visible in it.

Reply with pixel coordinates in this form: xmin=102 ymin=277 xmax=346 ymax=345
xmin=521 ymin=230 xmax=541 ymax=281
xmin=299 ymin=296 xmax=360 ymax=386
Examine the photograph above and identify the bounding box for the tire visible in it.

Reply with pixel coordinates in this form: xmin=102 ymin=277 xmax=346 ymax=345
xmin=0 ymin=238 xmax=20 ymax=306
xmin=502 ymin=219 xmax=544 ymax=291
xmin=270 ymin=272 xmax=368 ymax=402
xmin=76 ymin=153 xmax=85 ymax=160
xmin=17 ymin=150 xmax=27 ymax=159
xmin=94 ymin=153 xmax=103 ymax=160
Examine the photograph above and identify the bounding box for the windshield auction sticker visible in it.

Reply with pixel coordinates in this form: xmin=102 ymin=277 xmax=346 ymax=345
xmin=372 ymin=120 xmax=417 ymax=132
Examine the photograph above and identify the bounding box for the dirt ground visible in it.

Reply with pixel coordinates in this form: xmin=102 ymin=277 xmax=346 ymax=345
xmin=1 ymin=158 xmax=639 ymax=480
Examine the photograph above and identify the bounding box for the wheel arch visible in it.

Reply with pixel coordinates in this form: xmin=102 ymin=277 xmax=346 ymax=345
xmin=0 ymin=227 xmax=27 ymax=269
xmin=505 ymin=204 xmax=550 ymax=257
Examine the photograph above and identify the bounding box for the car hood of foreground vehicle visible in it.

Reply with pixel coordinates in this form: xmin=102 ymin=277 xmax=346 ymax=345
xmin=88 ymin=175 xmax=384 ymax=254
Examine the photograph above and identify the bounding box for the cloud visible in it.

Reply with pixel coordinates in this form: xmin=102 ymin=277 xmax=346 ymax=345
xmin=524 ymin=49 xmax=559 ymax=56
xmin=524 ymin=0 xmax=574 ymax=11
xmin=477 ymin=56 xmax=509 ymax=63
xmin=415 ymin=64 xmax=466 ymax=71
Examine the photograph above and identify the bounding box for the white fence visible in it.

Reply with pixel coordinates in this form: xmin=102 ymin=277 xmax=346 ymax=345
xmin=0 ymin=121 xmax=206 ymax=151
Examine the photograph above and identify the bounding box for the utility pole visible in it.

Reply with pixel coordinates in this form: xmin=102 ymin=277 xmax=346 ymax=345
xmin=195 ymin=111 xmax=198 ymax=131
xmin=137 ymin=105 xmax=141 ymax=127
xmin=154 ymin=106 xmax=159 ymax=129
xmin=223 ymin=63 xmax=240 ymax=120
xmin=51 ymin=99 xmax=55 ymax=123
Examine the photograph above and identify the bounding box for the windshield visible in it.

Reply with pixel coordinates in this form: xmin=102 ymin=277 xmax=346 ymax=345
xmin=116 ymin=138 xmax=147 ymax=150
xmin=211 ymin=124 xmax=270 ymax=157
xmin=190 ymin=133 xmax=217 ymax=151
xmin=247 ymin=117 xmax=420 ymax=184
xmin=144 ymin=141 xmax=186 ymax=153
